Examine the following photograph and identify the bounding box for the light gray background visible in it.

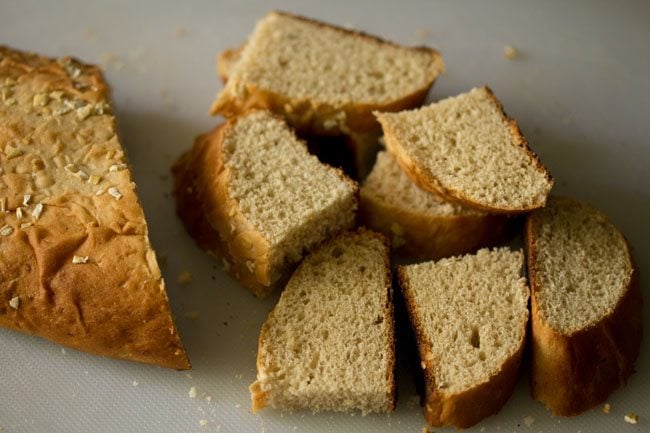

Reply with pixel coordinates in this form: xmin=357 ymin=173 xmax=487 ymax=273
xmin=0 ymin=1 xmax=648 ymax=432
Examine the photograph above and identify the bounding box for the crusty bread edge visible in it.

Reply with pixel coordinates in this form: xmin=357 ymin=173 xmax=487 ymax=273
xmin=359 ymin=188 xmax=516 ymax=259
xmin=525 ymin=198 xmax=643 ymax=416
xmin=397 ymin=262 xmax=527 ymax=428
xmin=250 ymin=228 xmax=396 ymax=413
xmin=376 ymin=85 xmax=553 ymax=214
xmin=216 ymin=45 xmax=243 ymax=83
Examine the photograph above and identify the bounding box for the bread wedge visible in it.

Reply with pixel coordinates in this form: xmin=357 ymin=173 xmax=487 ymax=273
xmin=0 ymin=46 xmax=189 ymax=369
xmin=376 ymin=86 xmax=553 ymax=213
xmin=172 ymin=110 xmax=358 ymax=297
xmin=250 ymin=229 xmax=395 ymax=413
xmin=398 ymin=248 xmax=529 ymax=428
xmin=361 ymin=151 xmax=513 ymax=258
xmin=211 ymin=11 xmax=444 ymax=135
xmin=526 ymin=196 xmax=642 ymax=416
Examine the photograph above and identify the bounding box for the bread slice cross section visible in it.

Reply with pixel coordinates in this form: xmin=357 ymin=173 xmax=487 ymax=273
xmin=398 ymin=248 xmax=529 ymax=428
xmin=376 ymin=86 xmax=553 ymax=213
xmin=360 ymin=151 xmax=513 ymax=258
xmin=0 ymin=46 xmax=189 ymax=369
xmin=526 ymin=196 xmax=642 ymax=416
xmin=250 ymin=229 xmax=395 ymax=413
xmin=211 ymin=11 xmax=444 ymax=135
xmin=172 ymin=110 xmax=357 ymax=297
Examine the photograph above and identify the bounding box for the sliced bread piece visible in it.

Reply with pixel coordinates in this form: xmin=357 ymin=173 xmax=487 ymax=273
xmin=211 ymin=11 xmax=444 ymax=135
xmin=526 ymin=196 xmax=642 ymax=416
xmin=250 ymin=229 xmax=395 ymax=413
xmin=398 ymin=248 xmax=529 ymax=428
xmin=0 ymin=46 xmax=189 ymax=369
xmin=376 ymin=86 xmax=553 ymax=213
xmin=172 ymin=110 xmax=358 ymax=297
xmin=360 ymin=151 xmax=513 ymax=258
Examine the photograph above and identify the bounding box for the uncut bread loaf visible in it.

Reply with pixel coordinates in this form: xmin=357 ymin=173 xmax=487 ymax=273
xmin=250 ymin=229 xmax=395 ymax=413
xmin=376 ymin=86 xmax=553 ymax=213
xmin=398 ymin=248 xmax=529 ymax=428
xmin=211 ymin=11 xmax=444 ymax=136
xmin=0 ymin=46 xmax=189 ymax=369
xmin=172 ymin=110 xmax=357 ymax=297
xmin=360 ymin=151 xmax=513 ymax=258
xmin=526 ymin=196 xmax=642 ymax=416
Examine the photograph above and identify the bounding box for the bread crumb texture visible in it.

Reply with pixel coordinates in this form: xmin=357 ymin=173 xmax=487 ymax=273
xmin=529 ymin=197 xmax=633 ymax=333
xmin=0 ymin=46 xmax=188 ymax=369
xmin=250 ymin=229 xmax=394 ymax=414
xmin=377 ymin=86 xmax=552 ymax=212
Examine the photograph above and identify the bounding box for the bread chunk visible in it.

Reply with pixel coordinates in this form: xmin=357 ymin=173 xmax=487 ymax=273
xmin=526 ymin=196 xmax=642 ymax=416
xmin=0 ymin=46 xmax=189 ymax=369
xmin=398 ymin=248 xmax=529 ymax=428
xmin=172 ymin=110 xmax=357 ymax=297
xmin=250 ymin=229 xmax=395 ymax=413
xmin=376 ymin=86 xmax=553 ymax=213
xmin=360 ymin=151 xmax=513 ymax=258
xmin=211 ymin=11 xmax=444 ymax=135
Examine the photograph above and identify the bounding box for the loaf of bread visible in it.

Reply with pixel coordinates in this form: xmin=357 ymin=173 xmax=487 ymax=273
xmin=211 ymin=11 xmax=444 ymax=136
xmin=172 ymin=110 xmax=358 ymax=297
xmin=0 ymin=46 xmax=189 ymax=369
xmin=250 ymin=229 xmax=395 ymax=413
xmin=360 ymin=151 xmax=513 ymax=258
xmin=398 ymin=248 xmax=529 ymax=428
xmin=526 ymin=196 xmax=642 ymax=416
xmin=376 ymin=86 xmax=553 ymax=213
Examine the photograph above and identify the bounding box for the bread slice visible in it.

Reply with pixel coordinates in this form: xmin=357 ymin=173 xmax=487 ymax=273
xmin=360 ymin=151 xmax=513 ymax=258
xmin=172 ymin=110 xmax=358 ymax=297
xmin=250 ymin=229 xmax=395 ymax=413
xmin=0 ymin=46 xmax=189 ymax=369
xmin=398 ymin=248 xmax=529 ymax=428
xmin=376 ymin=86 xmax=553 ymax=213
xmin=211 ymin=11 xmax=444 ymax=135
xmin=526 ymin=196 xmax=642 ymax=416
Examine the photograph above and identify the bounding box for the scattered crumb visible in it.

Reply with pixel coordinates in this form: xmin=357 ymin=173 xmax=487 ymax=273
xmin=132 ymin=380 xmax=139 ymax=387
xmin=420 ymin=360 xmax=426 ymax=370
xmin=199 ymin=419 xmax=208 ymax=427
xmin=31 ymin=202 xmax=44 ymax=220
xmin=204 ymin=395 xmax=212 ymax=403
xmin=177 ymin=271 xmax=192 ymax=285
xmin=602 ymin=403 xmax=611 ymax=414
xmin=188 ymin=386 xmax=197 ymax=398
xmin=503 ymin=45 xmax=519 ymax=60
xmin=235 ymin=403 xmax=241 ymax=408
xmin=72 ymin=255 xmax=89 ymax=264
xmin=175 ymin=27 xmax=188 ymax=37
xmin=185 ymin=373 xmax=193 ymax=379
xmin=8 ymin=296 xmax=20 ymax=309
xmin=61 ymin=348 xmax=66 ymax=355
xmin=624 ymin=412 xmax=639 ymax=424
xmin=523 ymin=415 xmax=535 ymax=427
xmin=0 ymin=225 xmax=13 ymax=237
xmin=108 ymin=187 xmax=122 ymax=200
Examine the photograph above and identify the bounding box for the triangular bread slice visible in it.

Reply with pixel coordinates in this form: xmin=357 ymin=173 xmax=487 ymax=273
xmin=398 ymin=248 xmax=529 ymax=428
xmin=211 ymin=11 xmax=444 ymax=135
xmin=526 ymin=196 xmax=642 ymax=416
xmin=172 ymin=110 xmax=358 ymax=297
xmin=361 ymin=151 xmax=513 ymax=258
xmin=250 ymin=229 xmax=395 ymax=413
xmin=0 ymin=46 xmax=189 ymax=369
xmin=376 ymin=86 xmax=553 ymax=213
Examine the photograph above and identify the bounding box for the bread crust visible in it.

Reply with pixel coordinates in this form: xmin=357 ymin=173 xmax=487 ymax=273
xmin=359 ymin=188 xmax=516 ymax=259
xmin=250 ymin=229 xmax=396 ymax=413
xmin=172 ymin=111 xmax=358 ymax=298
xmin=216 ymin=46 xmax=243 ymax=83
xmin=210 ymin=11 xmax=444 ymax=136
xmin=0 ymin=46 xmax=189 ymax=369
xmin=378 ymin=85 xmax=553 ymax=214
xmin=526 ymin=198 xmax=642 ymax=416
xmin=398 ymin=265 xmax=526 ymax=428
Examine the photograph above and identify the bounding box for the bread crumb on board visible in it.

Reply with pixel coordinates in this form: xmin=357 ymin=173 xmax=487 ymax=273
xmin=199 ymin=419 xmax=208 ymax=427
xmin=602 ymin=403 xmax=611 ymax=414
xmin=188 ymin=386 xmax=197 ymax=398
xmin=177 ymin=271 xmax=192 ymax=285
xmin=8 ymin=296 xmax=20 ymax=309
xmin=624 ymin=412 xmax=639 ymax=424
xmin=523 ymin=415 xmax=535 ymax=426
xmin=72 ymin=255 xmax=89 ymax=264
xmin=503 ymin=45 xmax=519 ymax=60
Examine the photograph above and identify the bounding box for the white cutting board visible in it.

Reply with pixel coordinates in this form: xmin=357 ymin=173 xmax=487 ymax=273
xmin=1 ymin=1 xmax=648 ymax=432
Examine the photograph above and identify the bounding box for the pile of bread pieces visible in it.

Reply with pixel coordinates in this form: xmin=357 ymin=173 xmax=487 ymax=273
xmin=0 ymin=10 xmax=642 ymax=430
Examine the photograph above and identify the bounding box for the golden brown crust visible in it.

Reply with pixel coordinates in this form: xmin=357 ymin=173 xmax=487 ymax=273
xmin=0 ymin=46 xmax=189 ymax=369
xmin=210 ymin=12 xmax=444 ymax=136
xmin=379 ymin=85 xmax=553 ymax=214
xmin=525 ymin=199 xmax=642 ymax=416
xmin=359 ymin=189 xmax=516 ymax=259
xmin=397 ymin=266 xmax=526 ymax=428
